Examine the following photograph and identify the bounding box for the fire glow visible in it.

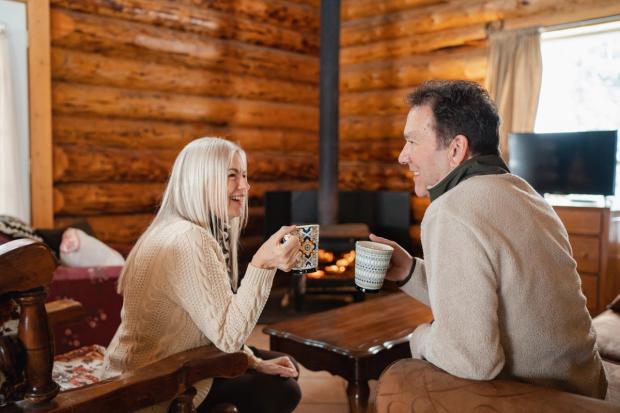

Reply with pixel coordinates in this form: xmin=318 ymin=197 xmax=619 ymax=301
xmin=308 ymin=249 xmax=356 ymax=278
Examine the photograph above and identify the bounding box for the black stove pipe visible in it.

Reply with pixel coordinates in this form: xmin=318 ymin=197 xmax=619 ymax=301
xmin=318 ymin=0 xmax=340 ymax=226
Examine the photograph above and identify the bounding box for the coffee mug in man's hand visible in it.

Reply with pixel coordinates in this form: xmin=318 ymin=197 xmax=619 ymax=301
xmin=354 ymin=241 xmax=393 ymax=293
xmin=284 ymin=224 xmax=319 ymax=274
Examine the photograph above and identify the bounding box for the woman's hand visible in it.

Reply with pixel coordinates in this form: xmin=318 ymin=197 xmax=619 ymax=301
xmin=255 ymin=356 xmax=298 ymax=378
xmin=251 ymin=226 xmax=300 ymax=271
xmin=369 ymin=234 xmax=413 ymax=282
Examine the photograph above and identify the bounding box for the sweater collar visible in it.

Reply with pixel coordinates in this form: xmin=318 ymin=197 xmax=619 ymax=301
xmin=428 ymin=154 xmax=510 ymax=202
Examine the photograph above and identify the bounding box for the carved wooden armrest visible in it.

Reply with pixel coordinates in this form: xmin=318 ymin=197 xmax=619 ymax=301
xmin=10 ymin=346 xmax=249 ymax=412
xmin=375 ymin=358 xmax=618 ymax=413
xmin=45 ymin=299 xmax=84 ymax=327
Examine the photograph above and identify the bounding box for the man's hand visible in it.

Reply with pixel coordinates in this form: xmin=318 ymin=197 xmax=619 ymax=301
xmin=369 ymin=234 xmax=413 ymax=283
xmin=255 ymin=356 xmax=298 ymax=378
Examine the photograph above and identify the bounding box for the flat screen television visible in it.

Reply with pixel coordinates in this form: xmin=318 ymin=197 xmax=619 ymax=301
xmin=508 ymin=130 xmax=618 ymax=196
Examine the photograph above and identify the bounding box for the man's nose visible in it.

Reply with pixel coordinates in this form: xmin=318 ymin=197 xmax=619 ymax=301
xmin=398 ymin=146 xmax=409 ymax=165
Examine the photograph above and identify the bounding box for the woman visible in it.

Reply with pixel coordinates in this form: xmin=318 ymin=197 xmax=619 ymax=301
xmin=103 ymin=137 xmax=302 ymax=412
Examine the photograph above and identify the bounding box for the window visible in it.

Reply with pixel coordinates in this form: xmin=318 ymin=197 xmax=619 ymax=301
xmin=534 ymin=20 xmax=620 ymax=197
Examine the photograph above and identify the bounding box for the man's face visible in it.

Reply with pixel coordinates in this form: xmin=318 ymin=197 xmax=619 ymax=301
xmin=398 ymin=105 xmax=453 ymax=197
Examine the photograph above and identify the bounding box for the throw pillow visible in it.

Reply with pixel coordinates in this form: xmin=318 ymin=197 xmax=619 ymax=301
xmin=60 ymin=229 xmax=125 ymax=267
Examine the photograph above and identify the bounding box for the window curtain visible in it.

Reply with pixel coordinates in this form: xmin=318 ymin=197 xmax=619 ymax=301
xmin=485 ymin=28 xmax=542 ymax=160
xmin=0 ymin=22 xmax=28 ymax=222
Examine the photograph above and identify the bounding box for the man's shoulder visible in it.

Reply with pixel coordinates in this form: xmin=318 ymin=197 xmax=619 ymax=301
xmin=426 ymin=174 xmax=540 ymax=221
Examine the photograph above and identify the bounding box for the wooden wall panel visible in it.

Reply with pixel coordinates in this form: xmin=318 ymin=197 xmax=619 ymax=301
xmin=52 ymin=116 xmax=318 ymax=152
xmin=52 ymin=48 xmax=318 ymax=105
xmin=340 ymin=0 xmax=620 ymax=249
xmin=50 ymin=0 xmax=319 ymax=54
xmin=51 ymin=9 xmax=318 ymax=83
xmin=51 ymin=1 xmax=319 ymax=245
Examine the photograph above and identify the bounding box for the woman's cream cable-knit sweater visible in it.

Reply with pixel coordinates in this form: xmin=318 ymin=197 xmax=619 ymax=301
xmin=102 ymin=219 xmax=276 ymax=412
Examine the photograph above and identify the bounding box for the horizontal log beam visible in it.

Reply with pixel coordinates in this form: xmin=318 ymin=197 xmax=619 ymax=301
xmin=175 ymin=0 xmax=319 ymax=34
xmin=55 ymin=180 xmax=320 ymax=214
xmin=51 ymin=8 xmax=318 ymax=83
xmin=55 ymin=214 xmax=154 ymax=244
xmin=339 ymin=161 xmax=412 ymax=191
xmin=502 ymin=0 xmax=620 ymax=31
xmin=341 ymin=0 xmax=620 ymax=47
xmin=340 ymin=139 xmax=403 ymax=163
xmin=54 ymin=146 xmax=318 ymax=183
xmin=52 ymin=48 xmax=317 ymax=105
xmin=340 ymin=0 xmax=511 ymax=46
xmin=341 ymin=46 xmax=487 ymax=93
xmin=341 ymin=87 xmax=411 ymax=117
xmin=54 ymin=183 xmax=165 ymax=215
xmin=53 ymin=146 xmax=175 ymax=183
xmin=341 ymin=0 xmax=443 ymax=21
xmin=341 ymin=77 xmax=484 ymax=117
xmin=340 ymin=114 xmax=403 ymax=141
xmin=51 ymin=0 xmax=319 ymax=54
xmin=340 ymin=24 xmax=487 ymax=65
xmin=53 ymin=83 xmax=318 ymax=131
xmin=52 ymin=116 xmax=318 ymax=152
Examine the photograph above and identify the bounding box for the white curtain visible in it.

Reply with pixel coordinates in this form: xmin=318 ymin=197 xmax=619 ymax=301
xmin=486 ymin=28 xmax=542 ymax=160
xmin=0 ymin=22 xmax=28 ymax=222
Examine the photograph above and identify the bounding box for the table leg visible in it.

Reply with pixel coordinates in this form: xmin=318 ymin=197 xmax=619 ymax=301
xmin=346 ymin=380 xmax=369 ymax=413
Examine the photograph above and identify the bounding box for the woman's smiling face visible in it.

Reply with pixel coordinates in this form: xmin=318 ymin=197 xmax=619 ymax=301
xmin=227 ymin=153 xmax=249 ymax=218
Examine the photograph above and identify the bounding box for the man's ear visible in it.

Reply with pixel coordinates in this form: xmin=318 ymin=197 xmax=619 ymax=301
xmin=448 ymin=134 xmax=470 ymax=167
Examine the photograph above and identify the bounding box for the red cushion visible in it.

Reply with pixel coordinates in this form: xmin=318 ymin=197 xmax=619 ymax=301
xmin=0 ymin=234 xmax=12 ymax=245
xmin=49 ymin=266 xmax=123 ymax=354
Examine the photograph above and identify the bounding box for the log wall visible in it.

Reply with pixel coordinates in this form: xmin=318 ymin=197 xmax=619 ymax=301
xmin=50 ymin=0 xmax=321 ymax=246
xmin=340 ymin=0 xmax=620 ymax=246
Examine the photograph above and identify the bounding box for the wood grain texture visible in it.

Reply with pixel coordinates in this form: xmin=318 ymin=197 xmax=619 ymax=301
xmin=341 ymin=46 xmax=487 ymax=93
xmin=50 ymin=0 xmax=319 ymax=54
xmin=376 ymin=358 xmax=620 ymax=413
xmin=340 ymin=24 xmax=487 ymax=65
xmin=28 ymin=0 xmax=54 ymax=228
xmin=52 ymin=116 xmax=318 ymax=152
xmin=341 ymin=0 xmax=443 ymax=21
xmin=51 ymin=48 xmax=318 ymax=105
xmin=50 ymin=8 xmax=319 ymax=83
xmin=175 ymin=0 xmax=319 ymax=34
xmin=53 ymin=83 xmax=318 ymax=131
xmin=53 ymin=146 xmax=318 ymax=183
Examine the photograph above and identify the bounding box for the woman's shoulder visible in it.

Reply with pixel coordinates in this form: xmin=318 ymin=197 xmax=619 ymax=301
xmin=161 ymin=219 xmax=219 ymax=251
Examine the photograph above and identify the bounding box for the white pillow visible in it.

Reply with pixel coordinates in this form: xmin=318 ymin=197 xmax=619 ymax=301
xmin=59 ymin=228 xmax=125 ymax=267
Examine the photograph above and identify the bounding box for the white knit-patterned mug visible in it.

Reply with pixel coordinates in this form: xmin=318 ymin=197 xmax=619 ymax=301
xmin=354 ymin=241 xmax=393 ymax=293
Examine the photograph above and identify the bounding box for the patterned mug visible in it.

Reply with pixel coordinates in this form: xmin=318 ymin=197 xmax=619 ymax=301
xmin=288 ymin=224 xmax=320 ymax=274
xmin=354 ymin=241 xmax=393 ymax=293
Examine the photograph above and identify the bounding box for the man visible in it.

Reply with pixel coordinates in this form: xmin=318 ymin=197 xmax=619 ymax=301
xmin=370 ymin=80 xmax=607 ymax=398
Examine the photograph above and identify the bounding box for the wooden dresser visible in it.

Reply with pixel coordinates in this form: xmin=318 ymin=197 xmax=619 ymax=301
xmin=553 ymin=205 xmax=610 ymax=314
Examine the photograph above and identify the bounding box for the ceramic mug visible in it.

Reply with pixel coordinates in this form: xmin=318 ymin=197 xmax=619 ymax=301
xmin=286 ymin=224 xmax=320 ymax=274
xmin=354 ymin=240 xmax=393 ymax=293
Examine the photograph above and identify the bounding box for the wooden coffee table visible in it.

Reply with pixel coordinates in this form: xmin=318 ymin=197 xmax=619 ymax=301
xmin=263 ymin=292 xmax=433 ymax=413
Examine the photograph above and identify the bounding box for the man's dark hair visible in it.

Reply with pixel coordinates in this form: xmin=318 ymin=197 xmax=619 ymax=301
xmin=407 ymin=80 xmax=500 ymax=156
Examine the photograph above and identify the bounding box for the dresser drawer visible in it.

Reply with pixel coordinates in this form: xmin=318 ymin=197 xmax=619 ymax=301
xmin=579 ymin=273 xmax=598 ymax=313
xmin=555 ymin=208 xmax=601 ymax=235
xmin=569 ymin=235 xmax=600 ymax=273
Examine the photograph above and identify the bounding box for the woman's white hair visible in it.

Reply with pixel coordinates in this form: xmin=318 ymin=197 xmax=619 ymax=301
xmin=119 ymin=137 xmax=248 ymax=292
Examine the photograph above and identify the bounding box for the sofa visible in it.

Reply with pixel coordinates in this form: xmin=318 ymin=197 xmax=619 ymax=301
xmin=0 ymin=232 xmax=126 ymax=354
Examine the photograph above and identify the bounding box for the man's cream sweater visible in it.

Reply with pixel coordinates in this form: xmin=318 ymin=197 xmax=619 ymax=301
xmin=102 ymin=219 xmax=275 ymax=412
xmin=401 ymin=173 xmax=607 ymax=399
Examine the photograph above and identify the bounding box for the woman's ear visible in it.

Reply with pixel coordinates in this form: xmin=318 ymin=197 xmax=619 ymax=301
xmin=449 ymin=134 xmax=470 ymax=167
